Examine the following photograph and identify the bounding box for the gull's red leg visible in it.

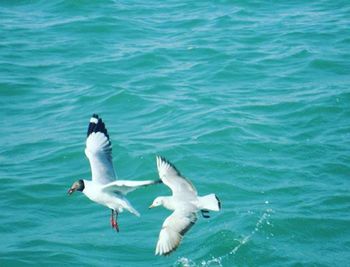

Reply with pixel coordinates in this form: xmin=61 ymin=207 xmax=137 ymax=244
xmin=111 ymin=210 xmax=115 ymax=228
xmin=114 ymin=211 xmax=119 ymax=232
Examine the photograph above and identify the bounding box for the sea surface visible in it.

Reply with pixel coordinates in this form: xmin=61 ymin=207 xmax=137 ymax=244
xmin=1 ymin=1 xmax=349 ymax=266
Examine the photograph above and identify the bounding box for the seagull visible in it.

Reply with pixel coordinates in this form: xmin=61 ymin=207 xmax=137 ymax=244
xmin=149 ymin=156 xmax=221 ymax=256
xmin=68 ymin=114 xmax=161 ymax=232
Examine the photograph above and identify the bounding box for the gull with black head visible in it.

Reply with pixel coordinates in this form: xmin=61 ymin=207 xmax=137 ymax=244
xmin=68 ymin=114 xmax=161 ymax=232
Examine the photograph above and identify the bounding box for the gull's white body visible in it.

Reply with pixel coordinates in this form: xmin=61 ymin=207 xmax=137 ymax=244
xmin=82 ymin=180 xmax=140 ymax=216
xmin=70 ymin=114 xmax=160 ymax=221
xmin=151 ymin=156 xmax=221 ymax=256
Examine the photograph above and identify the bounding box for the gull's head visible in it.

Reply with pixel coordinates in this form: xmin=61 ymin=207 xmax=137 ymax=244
xmin=68 ymin=179 xmax=85 ymax=195
xmin=149 ymin=197 xmax=164 ymax=209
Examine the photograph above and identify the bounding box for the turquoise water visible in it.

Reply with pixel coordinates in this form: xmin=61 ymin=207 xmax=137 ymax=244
xmin=1 ymin=0 xmax=350 ymax=266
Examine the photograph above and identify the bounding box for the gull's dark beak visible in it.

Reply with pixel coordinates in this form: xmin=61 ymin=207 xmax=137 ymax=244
xmin=68 ymin=180 xmax=84 ymax=196
xmin=67 ymin=188 xmax=75 ymax=195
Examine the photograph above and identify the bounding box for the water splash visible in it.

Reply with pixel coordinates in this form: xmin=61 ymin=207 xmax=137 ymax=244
xmin=200 ymin=256 xmax=223 ymax=267
xmin=229 ymin=208 xmax=274 ymax=256
xmin=174 ymin=256 xmax=223 ymax=267
xmin=174 ymin=207 xmax=274 ymax=267
xmin=174 ymin=257 xmax=196 ymax=267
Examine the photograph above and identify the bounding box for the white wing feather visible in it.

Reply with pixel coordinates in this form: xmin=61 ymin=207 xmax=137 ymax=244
xmin=102 ymin=180 xmax=160 ymax=195
xmin=155 ymin=211 xmax=197 ymax=255
xmin=156 ymin=156 xmax=197 ymax=197
xmin=85 ymin=132 xmax=116 ymax=184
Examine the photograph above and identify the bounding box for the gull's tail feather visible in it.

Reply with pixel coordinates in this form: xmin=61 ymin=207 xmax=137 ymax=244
xmin=198 ymin=194 xmax=221 ymax=211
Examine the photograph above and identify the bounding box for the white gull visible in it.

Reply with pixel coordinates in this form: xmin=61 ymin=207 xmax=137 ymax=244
xmin=68 ymin=114 xmax=161 ymax=232
xmin=149 ymin=156 xmax=221 ymax=255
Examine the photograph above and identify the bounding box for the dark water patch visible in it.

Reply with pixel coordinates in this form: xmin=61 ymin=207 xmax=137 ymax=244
xmin=309 ymin=59 xmax=350 ymax=75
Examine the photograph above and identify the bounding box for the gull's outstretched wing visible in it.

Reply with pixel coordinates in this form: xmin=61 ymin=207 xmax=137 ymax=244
xmin=156 ymin=156 xmax=197 ymax=197
xmin=85 ymin=114 xmax=116 ymax=184
xmin=102 ymin=179 xmax=161 ymax=195
xmin=155 ymin=210 xmax=197 ymax=256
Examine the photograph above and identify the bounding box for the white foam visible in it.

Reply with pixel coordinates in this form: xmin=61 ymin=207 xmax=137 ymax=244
xmin=229 ymin=208 xmax=274 ymax=256
xmin=201 ymin=256 xmax=223 ymax=267
xmin=174 ymin=257 xmax=195 ymax=267
xmin=173 ymin=208 xmax=274 ymax=266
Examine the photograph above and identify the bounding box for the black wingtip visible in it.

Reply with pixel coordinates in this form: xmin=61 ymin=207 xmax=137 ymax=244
xmin=158 ymin=156 xmax=182 ymax=176
xmin=96 ymin=119 xmax=110 ymax=140
xmin=86 ymin=114 xmax=110 ymax=140
xmin=215 ymin=195 xmax=221 ymax=210
xmin=87 ymin=114 xmax=98 ymax=137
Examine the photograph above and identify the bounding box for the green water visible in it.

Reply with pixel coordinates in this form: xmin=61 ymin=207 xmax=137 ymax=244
xmin=1 ymin=1 xmax=350 ymax=266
